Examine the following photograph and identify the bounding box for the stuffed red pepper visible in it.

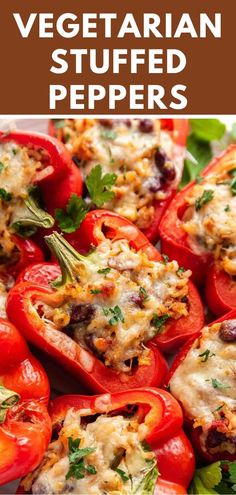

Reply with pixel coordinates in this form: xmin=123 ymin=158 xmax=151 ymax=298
xmin=167 ymin=310 xmax=236 ymax=462
xmin=7 ymin=212 xmax=203 ymax=392
xmin=18 ymin=388 xmax=195 ymax=494
xmin=49 ymin=118 xmax=188 ymax=244
xmin=0 ymin=317 xmax=51 ymax=485
xmin=159 ymin=146 xmax=236 ymax=316
xmin=0 ymin=130 xmax=82 ymax=276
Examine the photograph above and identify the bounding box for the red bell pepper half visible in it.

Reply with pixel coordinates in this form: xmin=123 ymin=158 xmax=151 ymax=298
xmin=166 ymin=310 xmax=236 ymax=462
xmin=18 ymin=388 xmax=195 ymax=494
xmin=6 ymin=274 xmax=168 ymax=394
xmin=7 ymin=211 xmax=203 ymax=392
xmin=49 ymin=118 xmax=188 ymax=244
xmin=0 ymin=317 xmax=51 ymax=485
xmin=0 ymin=129 xmax=82 ymax=275
xmin=159 ymin=146 xmax=236 ymax=318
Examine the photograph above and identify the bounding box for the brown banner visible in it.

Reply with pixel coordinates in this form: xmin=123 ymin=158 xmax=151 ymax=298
xmin=0 ymin=0 xmax=234 ymax=115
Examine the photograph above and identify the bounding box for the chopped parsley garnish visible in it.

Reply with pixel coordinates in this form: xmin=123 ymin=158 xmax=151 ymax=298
xmin=12 ymin=147 xmax=18 ymax=155
xmin=141 ymin=440 xmax=152 ymax=452
xmin=55 ymin=194 xmax=89 ymax=233
xmin=101 ymin=129 xmax=117 ymax=140
xmin=86 ymin=164 xmax=117 ymax=207
xmin=161 ymin=254 xmax=169 ymax=264
xmin=86 ymin=464 xmax=97 ymax=475
xmin=139 ymin=287 xmax=149 ymax=301
xmin=195 ymin=189 xmax=214 ymax=211
xmin=115 ymin=468 xmax=129 ymax=482
xmin=177 ymin=266 xmax=185 ymax=276
xmin=0 ymin=162 xmax=4 ymax=172
xmin=103 ymin=305 xmax=124 ymax=325
xmin=230 ymin=176 xmax=236 ymax=196
xmin=90 ymin=289 xmax=102 ymax=294
xmin=152 ymin=313 xmax=170 ymax=332
xmin=97 ymin=267 xmax=111 ymax=275
xmin=199 ymin=349 xmax=215 ymax=362
xmin=66 ymin=437 xmax=96 ymax=480
xmin=224 ymin=204 xmax=231 ymax=212
xmin=211 ymin=378 xmax=231 ymax=389
xmin=0 ymin=188 xmax=12 ymax=202
xmin=212 ymin=404 xmax=224 ymax=413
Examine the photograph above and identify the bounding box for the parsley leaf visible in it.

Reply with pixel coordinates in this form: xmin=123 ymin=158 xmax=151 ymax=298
xmin=230 ymin=176 xmax=236 ymax=196
xmin=0 ymin=188 xmax=12 ymax=202
xmin=86 ymin=465 xmax=97 ymax=475
xmin=101 ymin=129 xmax=117 ymax=140
xmin=189 ymin=461 xmax=236 ymax=494
xmin=108 ymin=305 xmax=124 ymax=326
xmin=55 ymin=194 xmax=89 ymax=233
xmin=195 ymin=189 xmax=214 ymax=211
xmin=211 ymin=378 xmax=230 ymax=389
xmin=66 ymin=437 xmax=96 ymax=481
xmin=0 ymin=162 xmax=4 ymax=172
xmin=212 ymin=405 xmax=223 ymax=413
xmin=152 ymin=314 xmax=170 ymax=332
xmin=115 ymin=468 xmax=129 ymax=482
xmin=180 ymin=119 xmax=226 ymax=189
xmin=180 ymin=134 xmax=212 ymax=188
xmin=177 ymin=266 xmax=185 ymax=276
xmin=190 ymin=119 xmax=226 ymax=142
xmin=162 ymin=254 xmax=169 ymax=264
xmin=199 ymin=349 xmax=215 ymax=362
xmin=90 ymin=289 xmax=102 ymax=294
xmin=139 ymin=287 xmax=149 ymax=301
xmin=103 ymin=305 xmax=124 ymax=325
xmin=229 ymin=462 xmax=236 ymax=485
xmin=86 ymin=165 xmax=117 ymax=207
xmin=224 ymin=204 xmax=231 ymax=212
xmin=97 ymin=267 xmax=111 ymax=275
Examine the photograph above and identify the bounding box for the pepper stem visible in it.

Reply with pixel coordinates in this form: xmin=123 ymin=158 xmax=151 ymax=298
xmin=12 ymin=197 xmax=55 ymax=231
xmin=45 ymin=232 xmax=94 ymax=287
xmin=0 ymin=385 xmax=20 ymax=423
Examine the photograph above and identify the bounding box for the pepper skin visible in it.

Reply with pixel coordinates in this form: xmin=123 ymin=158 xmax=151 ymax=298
xmin=0 ymin=318 xmax=51 ymax=485
xmin=49 ymin=118 xmax=188 ymax=244
xmin=17 ymin=387 xmax=195 ymax=494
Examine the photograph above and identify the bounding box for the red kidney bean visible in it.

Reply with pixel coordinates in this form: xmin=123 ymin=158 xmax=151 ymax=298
xmin=219 ymin=320 xmax=236 ymax=342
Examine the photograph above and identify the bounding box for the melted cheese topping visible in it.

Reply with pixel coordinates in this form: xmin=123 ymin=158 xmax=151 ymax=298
xmin=36 ymin=239 xmax=190 ymax=373
xmin=30 ymin=408 xmax=156 ymax=495
xmin=182 ymin=153 xmax=236 ymax=275
xmin=170 ymin=322 xmax=236 ymax=454
xmin=0 ymin=141 xmax=43 ymax=262
xmin=56 ymin=119 xmax=181 ymax=229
